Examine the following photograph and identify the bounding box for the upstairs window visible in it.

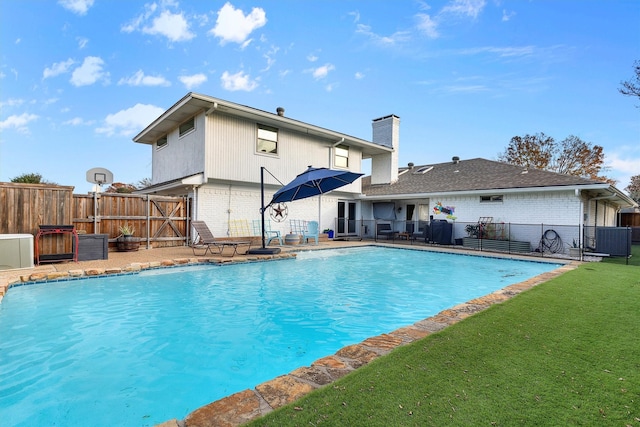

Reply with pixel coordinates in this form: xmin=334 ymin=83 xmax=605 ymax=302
xmin=179 ymin=117 xmax=195 ymax=137
xmin=257 ymin=124 xmax=278 ymax=154
xmin=480 ymin=195 xmax=503 ymax=203
xmin=334 ymin=144 xmax=349 ymax=168
xmin=156 ymin=135 xmax=167 ymax=149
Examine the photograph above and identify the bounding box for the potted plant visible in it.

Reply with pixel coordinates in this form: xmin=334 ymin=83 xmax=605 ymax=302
xmin=568 ymin=239 xmax=580 ymax=257
xmin=323 ymin=228 xmax=334 ymax=239
xmin=465 ymin=224 xmax=481 ymax=238
xmin=117 ymin=224 xmax=139 ymax=251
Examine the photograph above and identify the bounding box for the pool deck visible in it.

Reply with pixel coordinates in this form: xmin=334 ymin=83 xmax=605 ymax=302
xmin=0 ymin=240 xmax=579 ymax=427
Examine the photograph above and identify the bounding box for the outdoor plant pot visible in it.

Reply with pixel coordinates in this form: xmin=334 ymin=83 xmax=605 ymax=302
xmin=569 ymin=247 xmax=581 ymax=257
xmin=284 ymin=234 xmax=301 ymax=245
xmin=117 ymin=235 xmax=140 ymax=252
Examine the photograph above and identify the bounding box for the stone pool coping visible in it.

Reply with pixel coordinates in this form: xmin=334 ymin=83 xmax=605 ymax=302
xmin=0 ymin=243 xmax=578 ymax=427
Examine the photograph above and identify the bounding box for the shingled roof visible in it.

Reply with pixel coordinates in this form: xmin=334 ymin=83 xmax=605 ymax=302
xmin=362 ymin=157 xmax=607 ymax=196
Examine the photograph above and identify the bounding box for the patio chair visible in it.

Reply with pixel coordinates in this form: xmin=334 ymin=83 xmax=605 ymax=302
xmin=301 ymin=220 xmax=319 ymax=245
xmin=411 ymin=221 xmax=428 ymax=243
xmin=252 ymin=219 xmax=283 ymax=246
xmin=191 ymin=220 xmax=251 ymax=257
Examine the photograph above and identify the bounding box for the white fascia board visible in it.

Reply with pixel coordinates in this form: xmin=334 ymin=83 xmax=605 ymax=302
xmin=358 ymin=184 xmax=617 ymax=201
xmin=133 ymin=92 xmax=392 ymax=156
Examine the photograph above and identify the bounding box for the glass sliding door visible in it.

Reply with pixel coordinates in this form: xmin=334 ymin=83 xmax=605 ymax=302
xmin=337 ymin=201 xmax=358 ymax=236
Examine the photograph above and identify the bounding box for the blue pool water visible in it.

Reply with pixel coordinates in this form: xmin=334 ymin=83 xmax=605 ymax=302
xmin=0 ymin=246 xmax=560 ymax=426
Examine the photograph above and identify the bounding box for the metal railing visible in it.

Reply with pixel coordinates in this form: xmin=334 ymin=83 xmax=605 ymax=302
xmin=332 ymin=219 xmax=636 ymax=260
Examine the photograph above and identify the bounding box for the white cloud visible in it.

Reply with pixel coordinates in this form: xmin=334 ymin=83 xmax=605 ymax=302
xmin=179 ymin=73 xmax=208 ymax=89
xmin=307 ymin=54 xmax=318 ymax=62
xmin=58 ymin=0 xmax=94 ymax=15
xmin=209 ymin=2 xmax=266 ymax=45
xmin=356 ymin=24 xmax=411 ymax=46
xmin=43 ymin=59 xmax=75 ymax=79
xmin=0 ymin=113 xmax=38 ymax=132
xmin=118 ymin=70 xmax=171 ymax=87
xmin=355 ymin=72 xmax=365 ymax=79
xmin=63 ymin=117 xmax=94 ymax=126
xmin=220 ymin=70 xmax=258 ymax=91
xmin=96 ymin=103 xmax=165 ymax=137
xmin=502 ymin=9 xmax=516 ymax=22
xmin=122 ymin=3 xmax=158 ymax=33
xmin=416 ymin=14 xmax=439 ymax=38
xmin=458 ymin=46 xmax=536 ymax=58
xmin=70 ymin=56 xmax=109 ymax=86
xmin=325 ymin=83 xmax=338 ymax=92
xmin=310 ymin=64 xmax=335 ymax=80
xmin=143 ymin=10 xmax=195 ymax=42
xmin=0 ymin=98 xmax=25 ymax=109
xmin=122 ymin=3 xmax=194 ymax=42
xmin=441 ymin=0 xmax=486 ymax=19
xmin=606 ymin=151 xmax=640 ymax=190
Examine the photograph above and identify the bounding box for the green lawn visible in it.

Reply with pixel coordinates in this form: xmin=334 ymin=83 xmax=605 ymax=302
xmin=600 ymin=243 xmax=639 ymax=266
xmin=246 ymin=262 xmax=640 ymax=426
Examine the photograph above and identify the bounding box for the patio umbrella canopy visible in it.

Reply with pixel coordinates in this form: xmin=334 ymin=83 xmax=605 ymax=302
xmin=269 ymin=166 xmax=364 ymax=205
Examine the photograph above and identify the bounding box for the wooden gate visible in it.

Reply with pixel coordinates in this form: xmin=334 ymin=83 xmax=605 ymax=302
xmin=73 ymin=193 xmax=191 ymax=249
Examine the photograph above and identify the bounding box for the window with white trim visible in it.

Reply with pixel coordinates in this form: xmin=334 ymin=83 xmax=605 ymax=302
xmin=179 ymin=117 xmax=195 ymax=137
xmin=257 ymin=124 xmax=278 ymax=154
xmin=156 ymin=135 xmax=167 ymax=149
xmin=334 ymin=144 xmax=349 ymax=168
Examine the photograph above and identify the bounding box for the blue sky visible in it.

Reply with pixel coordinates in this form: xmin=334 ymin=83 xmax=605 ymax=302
xmin=1 ymin=0 xmax=639 ymax=194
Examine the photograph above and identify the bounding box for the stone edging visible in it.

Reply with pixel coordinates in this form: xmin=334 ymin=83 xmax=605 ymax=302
xmin=0 ymin=253 xmax=297 ymax=303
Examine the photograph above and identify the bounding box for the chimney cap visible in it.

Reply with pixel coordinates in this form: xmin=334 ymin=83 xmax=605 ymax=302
xmin=408 ymin=162 xmax=414 ymax=169
xmin=276 ymin=107 xmax=285 ymax=116
xmin=452 ymin=156 xmax=460 ymax=163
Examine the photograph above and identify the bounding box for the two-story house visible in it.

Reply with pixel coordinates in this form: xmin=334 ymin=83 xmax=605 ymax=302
xmin=135 ymin=92 xmax=635 ymax=250
xmin=133 ymin=92 xmax=394 ymax=238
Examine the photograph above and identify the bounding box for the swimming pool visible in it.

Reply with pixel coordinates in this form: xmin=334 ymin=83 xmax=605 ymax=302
xmin=0 ymin=246 xmax=560 ymax=426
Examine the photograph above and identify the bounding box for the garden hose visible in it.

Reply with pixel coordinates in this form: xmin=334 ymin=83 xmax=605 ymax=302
xmin=538 ymin=229 xmax=564 ymax=253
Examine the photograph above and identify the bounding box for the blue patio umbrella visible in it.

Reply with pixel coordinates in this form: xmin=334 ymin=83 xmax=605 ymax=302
xmin=248 ymin=166 xmax=363 ymax=255
xmin=269 ymin=166 xmax=364 ymax=205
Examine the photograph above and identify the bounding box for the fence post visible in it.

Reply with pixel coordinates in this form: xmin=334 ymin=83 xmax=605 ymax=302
xmin=146 ymin=195 xmax=150 ymax=250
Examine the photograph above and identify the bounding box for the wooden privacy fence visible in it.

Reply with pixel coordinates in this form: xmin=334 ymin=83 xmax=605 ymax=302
xmin=1 ymin=183 xmax=190 ymax=255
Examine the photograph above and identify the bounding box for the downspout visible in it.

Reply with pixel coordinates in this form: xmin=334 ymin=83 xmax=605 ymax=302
xmin=227 ymin=184 xmax=232 ymax=236
xmin=577 ymin=189 xmax=584 ymax=251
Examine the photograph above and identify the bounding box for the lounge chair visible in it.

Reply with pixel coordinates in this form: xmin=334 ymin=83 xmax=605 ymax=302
xmin=191 ymin=221 xmax=251 ymax=257
xmin=301 ymin=220 xmax=319 ymax=245
xmin=376 ymin=223 xmax=397 ymax=240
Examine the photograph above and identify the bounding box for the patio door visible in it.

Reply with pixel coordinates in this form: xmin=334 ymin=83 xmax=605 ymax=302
xmin=337 ymin=201 xmax=357 ymax=236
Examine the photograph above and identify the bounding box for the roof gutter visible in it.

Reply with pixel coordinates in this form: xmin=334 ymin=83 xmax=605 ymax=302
xmin=358 ymin=184 xmax=614 ymax=200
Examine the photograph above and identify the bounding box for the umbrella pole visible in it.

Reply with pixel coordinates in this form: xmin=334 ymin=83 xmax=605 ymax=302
xmin=247 ymin=166 xmax=281 ymax=255
xmin=260 ymin=166 xmax=266 ymax=249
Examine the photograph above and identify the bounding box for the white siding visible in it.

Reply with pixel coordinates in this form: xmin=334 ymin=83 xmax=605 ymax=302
xmin=204 ymin=113 xmax=362 ymax=195
xmin=428 ymin=190 xmax=582 ymax=225
xmin=151 ymin=114 xmax=205 ymax=184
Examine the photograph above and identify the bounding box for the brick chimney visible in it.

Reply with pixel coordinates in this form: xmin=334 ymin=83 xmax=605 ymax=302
xmin=370 ymin=114 xmax=400 ymax=185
